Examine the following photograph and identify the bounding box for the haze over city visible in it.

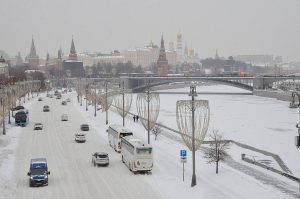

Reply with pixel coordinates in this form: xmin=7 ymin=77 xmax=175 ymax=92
xmin=1 ymin=0 xmax=300 ymax=61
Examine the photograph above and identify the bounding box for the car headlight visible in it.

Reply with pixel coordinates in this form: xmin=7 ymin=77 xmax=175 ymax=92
xmin=45 ymin=175 xmax=48 ymax=178
xmin=30 ymin=177 xmax=33 ymax=179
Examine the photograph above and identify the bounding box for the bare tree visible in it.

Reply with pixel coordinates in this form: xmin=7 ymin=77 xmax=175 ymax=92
xmin=203 ymin=130 xmax=230 ymax=174
xmin=152 ymin=123 xmax=162 ymax=140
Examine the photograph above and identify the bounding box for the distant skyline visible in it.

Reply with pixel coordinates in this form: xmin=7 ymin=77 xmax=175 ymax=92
xmin=0 ymin=0 xmax=300 ymax=61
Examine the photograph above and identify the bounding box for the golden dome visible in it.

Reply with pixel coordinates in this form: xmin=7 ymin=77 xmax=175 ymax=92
xmin=177 ymin=31 xmax=182 ymax=38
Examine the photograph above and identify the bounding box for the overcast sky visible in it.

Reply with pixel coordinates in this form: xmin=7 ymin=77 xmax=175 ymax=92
xmin=1 ymin=0 xmax=300 ymax=61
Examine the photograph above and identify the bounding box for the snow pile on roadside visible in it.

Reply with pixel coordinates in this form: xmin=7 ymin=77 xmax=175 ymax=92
xmin=0 ymin=126 xmax=21 ymax=199
xmin=0 ymin=94 xmax=39 ymax=199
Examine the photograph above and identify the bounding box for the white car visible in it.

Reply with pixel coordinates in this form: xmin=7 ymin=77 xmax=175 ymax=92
xmin=61 ymin=114 xmax=68 ymax=121
xmin=75 ymin=132 xmax=86 ymax=143
xmin=92 ymin=152 xmax=109 ymax=166
xmin=34 ymin=123 xmax=43 ymax=130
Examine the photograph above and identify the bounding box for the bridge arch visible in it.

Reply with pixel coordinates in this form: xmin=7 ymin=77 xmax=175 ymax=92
xmin=131 ymin=77 xmax=254 ymax=93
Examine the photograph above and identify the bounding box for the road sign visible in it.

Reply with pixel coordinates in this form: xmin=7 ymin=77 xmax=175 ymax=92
xmin=180 ymin=150 xmax=187 ymax=158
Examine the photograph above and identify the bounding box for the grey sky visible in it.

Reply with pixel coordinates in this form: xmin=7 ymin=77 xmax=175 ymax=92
xmin=1 ymin=0 xmax=300 ymax=61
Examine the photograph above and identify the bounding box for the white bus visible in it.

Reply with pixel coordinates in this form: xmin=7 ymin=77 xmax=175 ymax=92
xmin=121 ymin=135 xmax=153 ymax=173
xmin=107 ymin=124 xmax=133 ymax=152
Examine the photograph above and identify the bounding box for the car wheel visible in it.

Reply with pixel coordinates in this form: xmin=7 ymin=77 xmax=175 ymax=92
xmin=122 ymin=155 xmax=124 ymax=163
xmin=129 ymin=163 xmax=132 ymax=171
xmin=93 ymin=161 xmax=96 ymax=167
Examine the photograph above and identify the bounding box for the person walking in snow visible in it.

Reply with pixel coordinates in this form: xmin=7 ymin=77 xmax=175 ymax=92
xmin=136 ymin=115 xmax=139 ymax=122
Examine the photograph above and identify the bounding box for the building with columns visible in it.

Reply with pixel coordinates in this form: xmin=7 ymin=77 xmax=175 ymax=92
xmin=123 ymin=40 xmax=176 ymax=68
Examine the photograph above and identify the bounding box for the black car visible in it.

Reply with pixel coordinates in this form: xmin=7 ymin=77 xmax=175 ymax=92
xmin=80 ymin=124 xmax=89 ymax=131
xmin=11 ymin=105 xmax=25 ymax=111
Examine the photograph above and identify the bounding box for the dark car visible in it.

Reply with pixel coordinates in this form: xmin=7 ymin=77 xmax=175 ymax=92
xmin=11 ymin=105 xmax=25 ymax=111
xmin=80 ymin=124 xmax=89 ymax=131
xmin=43 ymin=105 xmax=50 ymax=112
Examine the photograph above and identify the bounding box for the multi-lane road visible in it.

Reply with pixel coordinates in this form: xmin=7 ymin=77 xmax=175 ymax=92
xmin=14 ymin=93 xmax=161 ymax=199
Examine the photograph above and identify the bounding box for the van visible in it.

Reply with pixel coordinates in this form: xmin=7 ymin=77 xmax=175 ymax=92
xmin=27 ymin=158 xmax=50 ymax=187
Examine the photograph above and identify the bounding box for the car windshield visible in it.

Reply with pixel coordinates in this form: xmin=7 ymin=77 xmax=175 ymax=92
xmin=31 ymin=168 xmax=47 ymax=175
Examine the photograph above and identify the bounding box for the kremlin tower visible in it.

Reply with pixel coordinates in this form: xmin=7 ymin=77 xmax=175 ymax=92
xmin=69 ymin=37 xmax=78 ymax=61
xmin=157 ymin=35 xmax=168 ymax=76
xmin=26 ymin=37 xmax=39 ymax=68
xmin=62 ymin=37 xmax=84 ymax=77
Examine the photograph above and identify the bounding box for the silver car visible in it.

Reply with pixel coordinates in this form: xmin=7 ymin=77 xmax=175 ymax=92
xmin=34 ymin=123 xmax=43 ymax=130
xmin=75 ymin=132 xmax=86 ymax=143
xmin=92 ymin=152 xmax=109 ymax=166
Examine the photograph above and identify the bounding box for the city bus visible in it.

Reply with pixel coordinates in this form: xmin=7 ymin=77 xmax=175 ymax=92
xmin=121 ymin=135 xmax=153 ymax=173
xmin=15 ymin=110 xmax=29 ymax=127
xmin=107 ymin=124 xmax=133 ymax=152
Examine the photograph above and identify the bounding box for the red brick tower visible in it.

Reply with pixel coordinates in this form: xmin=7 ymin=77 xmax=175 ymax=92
xmin=157 ymin=35 xmax=168 ymax=76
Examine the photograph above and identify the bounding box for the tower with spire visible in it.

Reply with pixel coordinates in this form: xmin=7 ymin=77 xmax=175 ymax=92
xmin=69 ymin=37 xmax=78 ymax=61
xmin=62 ymin=37 xmax=84 ymax=77
xmin=26 ymin=36 xmax=39 ymax=68
xmin=157 ymin=34 xmax=168 ymax=76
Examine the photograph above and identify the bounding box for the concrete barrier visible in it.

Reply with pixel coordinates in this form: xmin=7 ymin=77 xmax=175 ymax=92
xmin=241 ymin=154 xmax=299 ymax=183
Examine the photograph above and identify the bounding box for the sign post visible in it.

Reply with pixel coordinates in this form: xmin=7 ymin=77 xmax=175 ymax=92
xmin=180 ymin=150 xmax=187 ymax=182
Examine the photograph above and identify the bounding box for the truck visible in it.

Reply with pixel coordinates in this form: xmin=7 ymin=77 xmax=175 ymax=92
xmin=27 ymin=158 xmax=50 ymax=187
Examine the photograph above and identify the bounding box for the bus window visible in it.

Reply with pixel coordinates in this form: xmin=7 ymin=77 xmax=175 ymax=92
xmin=136 ymin=148 xmax=152 ymax=154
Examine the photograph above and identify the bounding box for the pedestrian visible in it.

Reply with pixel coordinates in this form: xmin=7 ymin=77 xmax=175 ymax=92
xmin=136 ymin=115 xmax=139 ymax=122
xmin=133 ymin=115 xmax=136 ymax=122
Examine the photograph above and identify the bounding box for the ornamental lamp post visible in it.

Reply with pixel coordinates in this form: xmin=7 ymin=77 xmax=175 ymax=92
xmin=176 ymin=85 xmax=210 ymax=187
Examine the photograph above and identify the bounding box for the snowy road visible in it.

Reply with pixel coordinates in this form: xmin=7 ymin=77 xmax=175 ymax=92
xmin=13 ymin=94 xmax=161 ymax=199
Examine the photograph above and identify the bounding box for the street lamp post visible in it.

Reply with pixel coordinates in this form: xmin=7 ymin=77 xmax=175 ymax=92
xmin=189 ymin=85 xmax=197 ymax=187
xmin=1 ymin=98 xmax=6 ymax=135
xmin=147 ymin=81 xmax=150 ymax=144
xmin=85 ymin=78 xmax=88 ymax=111
xmin=105 ymin=80 xmax=108 ymax=124
xmin=94 ymin=85 xmax=97 ymax=117
xmin=122 ymin=81 xmax=125 ymax=127
xmin=7 ymin=88 xmax=11 ymax=125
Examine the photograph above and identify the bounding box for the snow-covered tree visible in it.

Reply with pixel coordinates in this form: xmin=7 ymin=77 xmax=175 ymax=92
xmin=152 ymin=123 xmax=162 ymax=140
xmin=203 ymin=130 xmax=230 ymax=174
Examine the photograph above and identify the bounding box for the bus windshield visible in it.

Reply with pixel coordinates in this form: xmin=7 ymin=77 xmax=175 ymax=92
xmin=15 ymin=112 xmax=27 ymax=121
xmin=136 ymin=147 xmax=152 ymax=154
xmin=119 ymin=132 xmax=133 ymax=139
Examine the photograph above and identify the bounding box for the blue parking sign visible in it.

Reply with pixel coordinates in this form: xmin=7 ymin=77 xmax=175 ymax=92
xmin=180 ymin=150 xmax=187 ymax=157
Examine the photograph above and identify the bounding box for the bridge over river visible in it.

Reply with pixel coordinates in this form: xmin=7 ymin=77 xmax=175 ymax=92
xmin=52 ymin=75 xmax=300 ymax=93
